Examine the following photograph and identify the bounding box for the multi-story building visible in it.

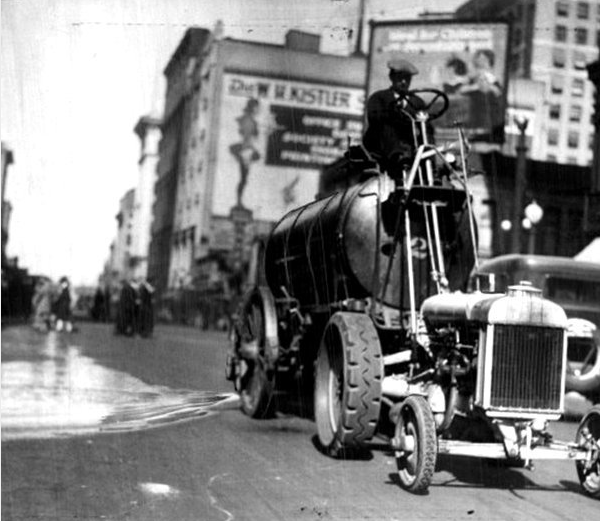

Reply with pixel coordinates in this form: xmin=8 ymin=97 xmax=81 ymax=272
xmin=105 ymin=188 xmax=135 ymax=282
xmin=147 ymin=28 xmax=212 ymax=295
xmin=130 ymin=115 xmax=161 ymax=281
xmin=456 ymin=0 xmax=599 ymax=166
xmin=151 ymin=27 xmax=366 ymax=301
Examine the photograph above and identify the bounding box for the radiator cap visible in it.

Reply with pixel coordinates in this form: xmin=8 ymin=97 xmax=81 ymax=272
xmin=507 ymin=280 xmax=542 ymax=298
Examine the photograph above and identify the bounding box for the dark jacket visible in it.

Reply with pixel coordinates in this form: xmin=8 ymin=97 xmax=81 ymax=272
xmin=363 ymin=88 xmax=434 ymax=173
xmin=54 ymin=286 xmax=71 ymax=321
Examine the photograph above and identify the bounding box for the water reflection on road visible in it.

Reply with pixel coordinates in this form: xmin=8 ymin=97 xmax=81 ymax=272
xmin=1 ymin=329 xmax=238 ymax=441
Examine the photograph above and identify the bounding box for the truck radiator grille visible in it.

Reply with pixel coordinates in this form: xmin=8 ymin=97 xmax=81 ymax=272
xmin=489 ymin=325 xmax=564 ymax=412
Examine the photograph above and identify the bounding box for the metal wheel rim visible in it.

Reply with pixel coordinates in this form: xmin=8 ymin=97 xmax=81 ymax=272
xmin=396 ymin=416 xmax=417 ymax=486
xmin=327 ymin=364 xmax=341 ymax=435
xmin=576 ymin=412 xmax=600 ymax=492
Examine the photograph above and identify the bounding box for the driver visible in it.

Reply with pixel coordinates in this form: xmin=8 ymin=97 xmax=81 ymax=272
xmin=363 ymin=59 xmax=434 ymax=174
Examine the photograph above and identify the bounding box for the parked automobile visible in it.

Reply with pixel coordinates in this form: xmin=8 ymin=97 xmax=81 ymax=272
xmin=470 ymin=254 xmax=600 ymax=415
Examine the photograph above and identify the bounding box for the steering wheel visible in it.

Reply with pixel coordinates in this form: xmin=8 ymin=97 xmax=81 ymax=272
xmin=401 ymin=89 xmax=449 ymax=121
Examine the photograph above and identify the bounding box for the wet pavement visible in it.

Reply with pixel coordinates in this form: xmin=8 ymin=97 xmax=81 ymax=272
xmin=2 ymin=322 xmax=598 ymax=521
xmin=1 ymin=324 xmax=238 ymax=441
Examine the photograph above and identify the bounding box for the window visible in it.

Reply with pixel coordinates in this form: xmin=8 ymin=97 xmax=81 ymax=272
xmin=590 ymin=133 xmax=596 ymax=149
xmin=577 ymin=1 xmax=590 ymax=19
xmin=547 ymin=154 xmax=558 ymax=162
xmin=570 ymin=105 xmax=582 ymax=122
xmin=553 ymin=48 xmax=566 ymax=67
xmin=573 ymin=51 xmax=588 ymax=70
xmin=555 ymin=25 xmax=567 ymax=41
xmin=548 ymin=128 xmax=559 ymax=145
xmin=556 ymin=1 xmax=569 ymax=16
xmin=575 ymin=27 xmax=588 ymax=45
xmin=572 ymin=78 xmax=585 ymax=96
xmin=551 ymin=75 xmax=565 ymax=94
xmin=550 ymin=104 xmax=561 ymax=119
xmin=567 ymin=156 xmax=578 ymax=164
xmin=568 ymin=130 xmax=579 ymax=148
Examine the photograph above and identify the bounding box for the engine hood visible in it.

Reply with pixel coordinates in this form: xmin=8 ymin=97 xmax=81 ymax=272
xmin=470 ymin=282 xmax=567 ymax=328
xmin=421 ymin=282 xmax=568 ymax=329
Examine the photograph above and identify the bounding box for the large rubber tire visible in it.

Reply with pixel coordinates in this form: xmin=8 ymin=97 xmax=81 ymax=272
xmin=394 ymin=395 xmax=437 ymax=494
xmin=238 ymin=294 xmax=276 ymax=419
xmin=576 ymin=404 xmax=600 ymax=499
xmin=314 ymin=312 xmax=383 ymax=456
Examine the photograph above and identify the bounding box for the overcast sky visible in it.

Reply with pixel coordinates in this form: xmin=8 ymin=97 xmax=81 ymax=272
xmin=1 ymin=0 xmax=465 ymax=286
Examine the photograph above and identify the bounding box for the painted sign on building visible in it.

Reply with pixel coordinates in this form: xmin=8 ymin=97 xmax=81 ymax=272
xmin=213 ymin=73 xmax=364 ymax=221
xmin=368 ymin=21 xmax=509 ymax=144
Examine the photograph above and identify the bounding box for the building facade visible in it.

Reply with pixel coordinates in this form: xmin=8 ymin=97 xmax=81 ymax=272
xmin=105 ymin=188 xmax=136 ymax=283
xmin=150 ymin=27 xmax=367 ymax=303
xmin=130 ymin=115 xmax=161 ymax=281
xmin=456 ymin=0 xmax=599 ymax=166
xmin=147 ymin=28 xmax=212 ymax=295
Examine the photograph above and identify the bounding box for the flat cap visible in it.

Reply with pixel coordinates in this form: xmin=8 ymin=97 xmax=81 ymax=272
xmin=387 ymin=58 xmax=418 ymax=75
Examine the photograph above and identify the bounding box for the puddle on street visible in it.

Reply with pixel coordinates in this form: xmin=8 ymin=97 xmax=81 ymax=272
xmin=1 ymin=331 xmax=239 ymax=441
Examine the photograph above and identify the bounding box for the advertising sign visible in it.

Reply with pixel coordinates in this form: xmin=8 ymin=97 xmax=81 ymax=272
xmin=368 ymin=21 xmax=509 ymax=144
xmin=213 ymin=73 xmax=364 ymax=221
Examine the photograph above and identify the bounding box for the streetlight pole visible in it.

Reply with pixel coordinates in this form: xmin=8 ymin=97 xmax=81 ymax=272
xmin=511 ymin=117 xmax=528 ymax=253
xmin=524 ymin=200 xmax=544 ymax=254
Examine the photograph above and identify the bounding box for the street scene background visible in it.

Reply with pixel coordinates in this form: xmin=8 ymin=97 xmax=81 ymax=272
xmin=3 ymin=0 xmax=600 ymax=519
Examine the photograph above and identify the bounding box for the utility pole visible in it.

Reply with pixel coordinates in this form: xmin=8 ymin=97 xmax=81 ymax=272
xmin=511 ymin=117 xmax=528 ymax=253
xmin=353 ymin=0 xmax=366 ymax=56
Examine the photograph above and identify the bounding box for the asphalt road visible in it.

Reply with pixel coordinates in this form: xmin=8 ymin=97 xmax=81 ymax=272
xmin=1 ymin=322 xmax=598 ymax=520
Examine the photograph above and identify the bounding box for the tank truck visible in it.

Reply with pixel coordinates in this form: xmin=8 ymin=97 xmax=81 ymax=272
xmin=226 ymin=88 xmax=600 ymax=496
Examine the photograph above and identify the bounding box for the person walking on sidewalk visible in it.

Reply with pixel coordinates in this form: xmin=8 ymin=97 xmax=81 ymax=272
xmin=54 ymin=276 xmax=74 ymax=333
xmin=31 ymin=277 xmax=53 ymax=332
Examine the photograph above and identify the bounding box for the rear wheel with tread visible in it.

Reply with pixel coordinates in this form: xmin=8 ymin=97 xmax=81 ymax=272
xmin=314 ymin=312 xmax=383 ymax=456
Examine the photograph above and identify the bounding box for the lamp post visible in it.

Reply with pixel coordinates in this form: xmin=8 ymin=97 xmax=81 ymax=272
xmin=511 ymin=117 xmax=529 ymax=253
xmin=524 ymin=200 xmax=543 ymax=254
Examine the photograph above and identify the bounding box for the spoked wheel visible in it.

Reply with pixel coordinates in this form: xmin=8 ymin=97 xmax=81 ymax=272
xmin=394 ymin=395 xmax=437 ymax=494
xmin=237 ymin=294 xmax=276 ymax=418
xmin=314 ymin=312 xmax=383 ymax=457
xmin=576 ymin=404 xmax=600 ymax=498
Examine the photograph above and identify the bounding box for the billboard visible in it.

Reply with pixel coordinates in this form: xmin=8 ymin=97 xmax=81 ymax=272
xmin=213 ymin=73 xmax=364 ymax=221
xmin=368 ymin=20 xmax=509 ymax=144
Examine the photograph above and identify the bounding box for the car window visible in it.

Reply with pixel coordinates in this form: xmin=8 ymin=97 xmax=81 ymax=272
xmin=469 ymin=272 xmax=509 ymax=293
xmin=546 ymin=276 xmax=600 ymax=304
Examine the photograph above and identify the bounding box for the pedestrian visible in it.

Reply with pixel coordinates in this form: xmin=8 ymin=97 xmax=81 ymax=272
xmin=362 ymin=59 xmax=434 ymax=175
xmin=137 ymin=277 xmax=155 ymax=338
xmin=54 ymin=276 xmax=74 ymax=333
xmin=115 ymin=279 xmax=137 ymax=336
xmin=31 ymin=277 xmax=53 ymax=332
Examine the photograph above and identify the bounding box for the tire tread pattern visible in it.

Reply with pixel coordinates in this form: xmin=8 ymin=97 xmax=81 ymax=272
xmin=334 ymin=312 xmax=383 ymax=448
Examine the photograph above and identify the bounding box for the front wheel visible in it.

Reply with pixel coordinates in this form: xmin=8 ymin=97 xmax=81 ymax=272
xmin=394 ymin=395 xmax=437 ymax=493
xmin=314 ymin=312 xmax=383 ymax=456
xmin=576 ymin=404 xmax=600 ymax=498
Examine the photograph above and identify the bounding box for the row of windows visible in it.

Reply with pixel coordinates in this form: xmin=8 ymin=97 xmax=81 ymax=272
xmin=548 ymin=103 xmax=584 ymax=121
xmin=556 ymin=1 xmax=600 ymax=21
xmin=546 ymin=154 xmax=583 ymax=164
xmin=551 ymin=49 xmax=592 ymax=71
xmin=549 ymin=72 xmax=587 ymax=96
xmin=554 ymin=25 xmax=594 ymax=45
xmin=547 ymin=128 xmax=595 ymax=149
